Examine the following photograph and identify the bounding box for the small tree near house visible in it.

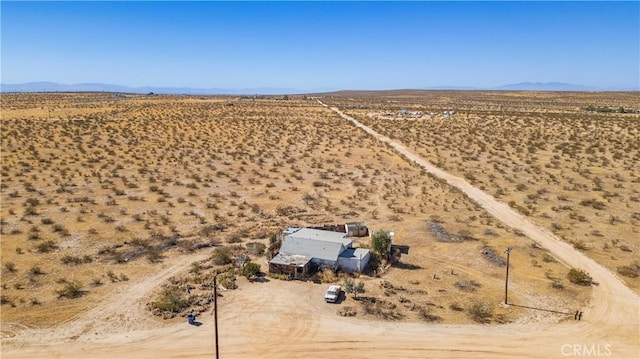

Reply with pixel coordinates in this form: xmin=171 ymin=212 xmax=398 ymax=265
xmin=343 ymin=278 xmax=365 ymax=299
xmin=242 ymin=262 xmax=261 ymax=280
xmin=371 ymin=230 xmax=392 ymax=258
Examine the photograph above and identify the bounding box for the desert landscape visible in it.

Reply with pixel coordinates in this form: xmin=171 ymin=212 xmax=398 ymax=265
xmin=1 ymin=91 xmax=639 ymax=358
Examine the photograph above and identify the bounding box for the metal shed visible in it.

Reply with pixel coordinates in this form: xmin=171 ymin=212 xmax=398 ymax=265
xmin=345 ymin=222 xmax=369 ymax=237
xmin=338 ymin=248 xmax=371 ymax=273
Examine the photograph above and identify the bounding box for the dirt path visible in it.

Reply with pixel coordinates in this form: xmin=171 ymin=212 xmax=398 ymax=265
xmin=320 ymin=102 xmax=639 ymax=353
xmin=3 ymin=250 xmax=213 ymax=348
xmin=2 ymin=104 xmax=638 ymax=358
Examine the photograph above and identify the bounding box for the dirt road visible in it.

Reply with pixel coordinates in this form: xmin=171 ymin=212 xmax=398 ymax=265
xmin=2 ymin=103 xmax=638 ymax=358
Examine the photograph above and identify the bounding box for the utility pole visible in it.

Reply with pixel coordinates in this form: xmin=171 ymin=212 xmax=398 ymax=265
xmin=504 ymin=247 xmax=513 ymax=305
xmin=211 ymin=273 xmax=220 ymax=359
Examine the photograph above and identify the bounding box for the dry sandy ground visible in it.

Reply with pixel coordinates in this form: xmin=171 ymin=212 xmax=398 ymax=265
xmin=2 ymin=102 xmax=638 ymax=358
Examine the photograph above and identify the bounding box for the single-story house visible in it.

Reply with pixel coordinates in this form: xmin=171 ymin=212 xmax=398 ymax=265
xmin=269 ymin=228 xmax=371 ymax=278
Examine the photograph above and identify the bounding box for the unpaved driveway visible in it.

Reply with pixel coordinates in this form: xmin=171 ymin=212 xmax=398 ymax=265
xmin=2 ymin=103 xmax=638 ymax=358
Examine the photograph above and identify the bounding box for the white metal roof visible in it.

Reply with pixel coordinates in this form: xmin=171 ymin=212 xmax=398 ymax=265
xmin=287 ymin=228 xmax=351 ymax=246
xmin=280 ymin=228 xmax=352 ymax=262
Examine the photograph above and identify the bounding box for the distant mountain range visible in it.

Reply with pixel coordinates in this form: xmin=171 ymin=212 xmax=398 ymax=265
xmin=424 ymin=82 xmax=601 ymax=91
xmin=1 ymin=81 xmax=634 ymax=94
xmin=0 ymin=82 xmax=305 ymax=95
xmin=493 ymin=82 xmax=596 ymax=91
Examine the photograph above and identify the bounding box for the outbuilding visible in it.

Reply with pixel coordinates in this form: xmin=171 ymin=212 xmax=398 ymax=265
xmin=269 ymin=253 xmax=312 ymax=280
xmin=337 ymin=248 xmax=371 ymax=272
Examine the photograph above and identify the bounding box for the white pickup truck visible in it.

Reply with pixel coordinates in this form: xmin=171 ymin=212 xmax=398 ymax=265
xmin=324 ymin=285 xmax=341 ymax=303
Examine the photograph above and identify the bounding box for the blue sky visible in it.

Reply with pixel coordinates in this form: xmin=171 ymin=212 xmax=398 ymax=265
xmin=1 ymin=1 xmax=638 ymax=90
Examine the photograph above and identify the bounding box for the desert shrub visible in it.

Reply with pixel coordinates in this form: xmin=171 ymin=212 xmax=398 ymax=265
xmin=189 ymin=261 xmax=203 ymax=274
xmin=494 ymin=313 xmax=511 ymax=324
xmin=151 ymin=285 xmax=188 ymax=313
xmin=29 ymin=297 xmax=41 ymax=305
xmin=551 ymin=282 xmax=564 ymax=290
xmin=4 ymin=262 xmax=17 ymax=272
xmin=337 ymin=306 xmax=357 ymax=317
xmin=246 ymin=242 xmax=266 ymax=256
xmin=617 ymin=262 xmax=640 ymax=278
xmin=480 ymin=246 xmax=506 ymax=266
xmin=319 ymin=267 xmax=337 ymax=283
xmin=619 ymin=245 xmax=633 ymax=252
xmin=51 ymin=224 xmax=68 ymax=234
xmin=218 ymin=272 xmax=238 ymax=289
xmin=428 ymin=221 xmax=454 ymax=242
xmin=456 ymin=230 xmax=477 ymax=241
xmin=455 ymin=280 xmax=481 ymax=292
xmin=579 ymin=198 xmax=606 ymax=210
xmin=567 ymin=268 xmax=592 ymax=286
xmin=267 ymin=272 xmax=291 ymax=281
xmin=419 ymin=307 xmax=442 ymax=322
xmin=28 ymin=232 xmax=41 ymax=240
xmin=107 ymin=271 xmax=119 ymax=282
xmin=226 ymin=233 xmax=242 ymax=244
xmin=467 ymin=300 xmax=494 ymax=323
xmin=29 ymin=266 xmax=45 ymax=275
xmin=360 ymin=297 xmax=403 ymax=320
xmin=242 ymin=262 xmax=261 ymax=279
xmin=56 ymin=281 xmax=85 ymax=299
xmin=111 ymin=251 xmax=126 ymax=264
xmin=570 ymin=240 xmax=589 ymax=251
xmin=1 ymin=295 xmax=14 ymax=306
xmin=130 ymin=238 xmax=150 ymax=248
xmin=98 ymin=246 xmax=116 ymax=256
xmin=147 ymin=250 xmax=163 ymax=263
xmin=211 ymin=247 xmax=233 ymax=265
xmin=36 ymin=240 xmax=58 ymax=253
xmin=61 ymin=255 xmax=84 ymax=265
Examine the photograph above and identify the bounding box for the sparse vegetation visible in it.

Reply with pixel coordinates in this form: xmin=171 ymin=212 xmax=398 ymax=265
xmin=467 ymin=300 xmax=494 ymax=323
xmin=617 ymin=262 xmax=640 ymax=278
xmin=0 ymin=91 xmax=616 ymax=331
xmin=567 ymin=268 xmax=593 ymax=286
xmin=337 ymin=306 xmax=357 ymax=317
xmin=242 ymin=262 xmax=261 ymax=279
xmin=211 ymin=247 xmax=233 ymax=266
xmin=56 ymin=281 xmax=85 ymax=299
xmin=150 ymin=285 xmax=189 ymax=314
